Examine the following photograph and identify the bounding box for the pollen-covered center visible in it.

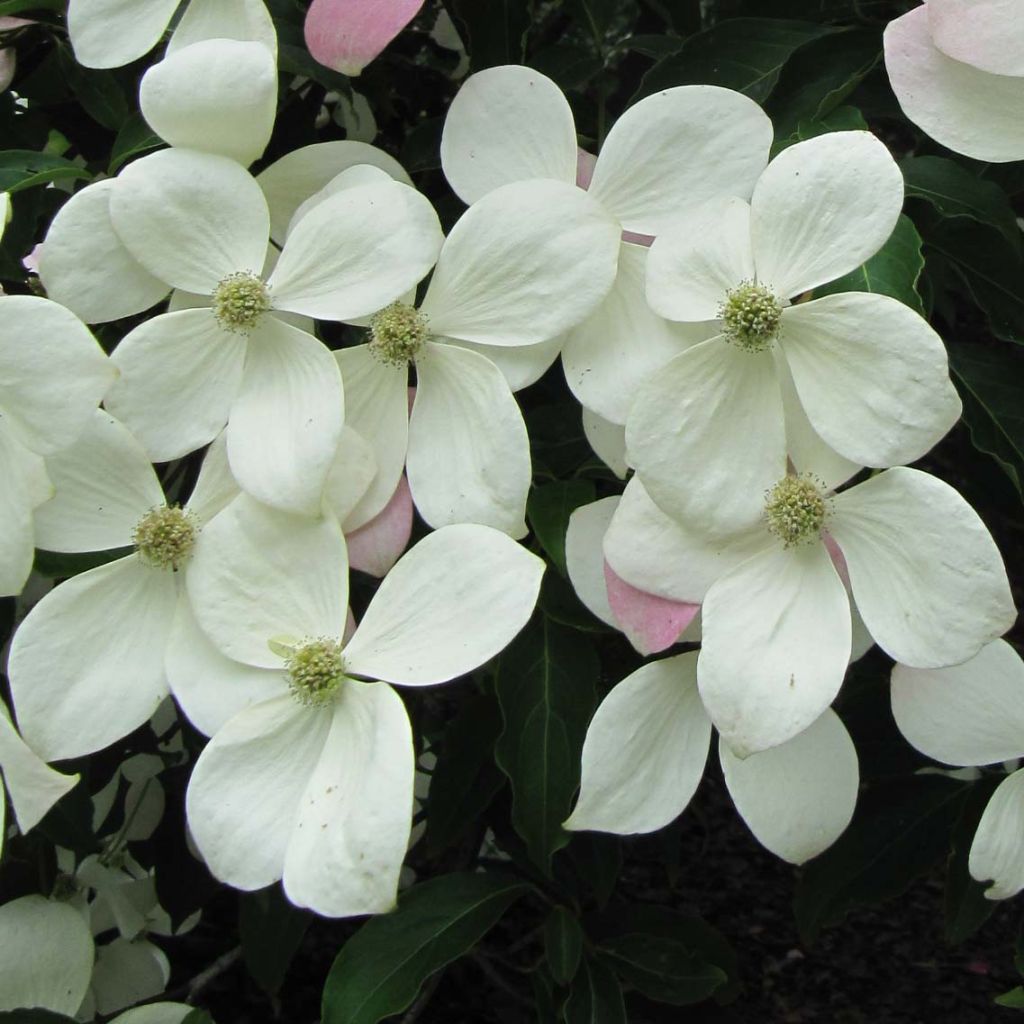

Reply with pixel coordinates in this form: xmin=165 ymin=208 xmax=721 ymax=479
xmin=720 ymin=280 xmax=783 ymax=352
xmin=368 ymin=301 xmax=430 ymax=366
xmin=132 ymin=506 xmax=197 ymax=571
xmin=286 ymin=638 xmax=347 ymax=707
xmin=764 ymin=475 xmax=829 ymax=547
xmin=212 ymin=271 xmax=271 ymax=333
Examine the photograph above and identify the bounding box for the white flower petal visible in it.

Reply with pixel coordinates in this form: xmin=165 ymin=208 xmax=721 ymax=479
xmin=227 ymin=317 xmax=343 ymax=516
xmin=324 ymin=426 xmax=377 ymax=526
xmin=721 ymin=708 xmax=858 ymax=863
xmin=111 ymin=1003 xmax=193 ymax=1024
xmin=566 ymin=496 xmax=620 ymax=628
xmin=110 ymin=148 xmax=270 ymax=294
xmin=626 ymin=337 xmax=786 ymax=537
xmin=581 ymin=408 xmax=628 ymax=479
xmin=106 ymin=309 xmax=247 ymax=462
xmin=8 ymin=557 xmax=177 ymax=761
xmin=588 ymin=85 xmax=771 ymax=236
xmin=446 ymin=334 xmax=562 ymax=393
xmin=419 ymin=180 xmax=619 ymax=347
xmin=344 ymin=523 xmax=544 ymax=686
xmin=969 ymin=768 xmax=1024 ymax=899
xmin=140 ymin=40 xmax=277 ymax=166
xmin=286 ymin=164 xmax=395 ymax=237
xmin=885 ymin=6 xmax=1024 ymax=163
xmin=440 ymin=65 xmax=577 ymax=205
xmin=407 ymin=342 xmax=531 ymax=537
xmin=283 ymin=681 xmax=413 ymax=916
xmin=91 ymin=937 xmax=169 ymax=1017
xmin=38 ymin=180 xmax=170 ymax=323
xmin=184 ymin=432 xmax=239 ymax=526
xmin=750 ymin=132 xmax=904 ymax=299
xmin=186 ymin=494 xmax=348 ymax=668
xmin=830 ymin=467 xmax=1015 ymax=668
xmin=34 ymin=411 xmax=163 ymax=553
xmin=927 ymin=0 xmax=1024 ymax=75
xmin=187 ymin=694 xmax=333 ymax=892
xmin=699 ymin=541 xmax=851 ymax=757
xmin=0 ymin=424 xmax=43 ymax=597
xmin=68 ymin=0 xmax=178 ymax=68
xmin=565 ymin=653 xmax=711 ymax=833
xmin=168 ymin=0 xmax=277 ymax=58
xmin=0 ymin=896 xmax=94 ymax=1014
xmin=269 ymin=180 xmax=442 ymax=320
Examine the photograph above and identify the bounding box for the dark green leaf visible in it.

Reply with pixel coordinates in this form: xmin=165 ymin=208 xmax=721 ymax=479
xmin=635 ymin=19 xmax=838 ymax=102
xmin=945 ymin=776 xmax=1001 ymax=944
xmin=544 ymin=906 xmax=584 ymax=985
xmin=531 ymin=45 xmax=605 ymax=92
xmin=109 ymin=113 xmax=164 ymax=174
xmin=784 ymin=103 xmax=867 ymax=147
xmin=566 ymin=832 xmax=622 ymax=909
xmin=182 ymin=1012 xmax=216 ymax=1024
xmin=278 ymin=43 xmax=353 ymax=95
xmin=528 ymin=404 xmax=592 ymax=479
xmin=56 ymin=46 xmax=131 ymax=131
xmin=0 ymin=0 xmax=63 ymax=13
xmin=626 ymin=34 xmax=685 ymax=59
xmin=400 ymin=117 xmax=443 ymax=173
xmin=35 ymin=781 xmax=98 ymax=856
xmin=240 ymin=886 xmax=312 ymax=995
xmin=563 ymin=957 xmax=626 ymax=1024
xmin=0 ymin=150 xmax=91 ymax=194
xmin=815 ymin=214 xmax=925 ymax=314
xmin=528 ymin=480 xmax=596 ymax=577
xmin=321 ymin=872 xmax=529 ymax=1024
xmin=996 ymin=987 xmax=1024 ymax=1009
xmin=566 ymin=0 xmax=640 ymax=56
xmin=33 ymin=547 xmax=133 ymax=579
xmin=597 ymin=934 xmax=726 ymax=1005
xmin=794 ymin=775 xmax=970 ymax=944
xmin=495 ymin=618 xmax=598 ymax=872
xmin=446 ymin=0 xmax=529 ymax=69
xmin=0 ymin=1012 xmax=78 ymax=1023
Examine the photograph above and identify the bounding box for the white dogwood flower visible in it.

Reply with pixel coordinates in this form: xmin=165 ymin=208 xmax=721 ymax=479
xmin=630 ymin=131 xmax=962 ymax=536
xmin=183 ymin=496 xmax=544 ymax=917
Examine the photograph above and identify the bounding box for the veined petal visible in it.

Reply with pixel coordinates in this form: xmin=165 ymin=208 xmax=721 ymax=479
xmin=344 ymin=523 xmax=544 ymax=686
xmin=407 ymin=342 xmax=531 ymax=537
xmin=324 ymin=426 xmax=377 ymax=527
xmin=109 ymin=1004 xmax=193 ymax=1024
xmin=110 ymin=148 xmax=270 ymax=295
xmin=927 ymin=0 xmax=1024 ymax=75
xmin=140 ymin=40 xmax=277 ymax=166
xmin=781 ymin=294 xmax=961 ymax=467
xmin=345 ymin=476 xmax=413 ymax=578
xmin=830 ymin=467 xmax=1015 ymax=668
xmin=721 ymin=708 xmax=858 ymax=863
xmin=0 ymin=422 xmax=43 ymax=597
xmin=626 ymin=337 xmax=786 ymax=537
xmin=67 ymin=0 xmax=178 ymax=68
xmin=168 ymin=0 xmax=278 ymax=58
xmin=566 ymin=496 xmax=620 ymax=628
xmin=34 ymin=411 xmax=163 ymax=553
xmin=38 ymin=180 xmax=170 ymax=323
xmin=186 ymin=694 xmax=333 ymax=891
xmin=184 ymin=432 xmax=239 ymax=526
xmin=699 ymin=541 xmax=851 ymax=757
xmin=969 ymin=768 xmax=1024 ymax=899
xmin=891 ymin=640 xmax=1024 ymax=768
xmin=304 ymin=0 xmax=423 ymax=76
xmin=106 ymin=309 xmax=247 ymax=463
xmin=604 ymin=565 xmax=699 ymax=656
xmin=287 ymin=164 xmax=394 ymax=237
xmin=582 ymin=408 xmax=628 ymax=478
xmin=589 ymin=85 xmax=772 ymax=237
xmin=440 ymin=65 xmax=577 ymax=205
xmin=885 ymin=6 xmax=1024 ymax=163
xmin=0 ymin=295 xmax=114 ymax=455
xmin=187 ymin=494 xmax=348 ymax=668
xmin=8 ymin=557 xmax=177 ymax=761
xmin=284 ymin=681 xmax=414 ymax=916
xmin=750 ymin=132 xmax=904 ymax=299
xmin=448 ymin=334 xmax=562 ymax=393
xmin=269 ymin=180 xmax=442 ymax=320
xmin=565 ymin=653 xmax=711 ymax=833
xmin=227 ymin=317 xmax=343 ymax=516
xmin=564 ymin=240 xmax=712 ymax=423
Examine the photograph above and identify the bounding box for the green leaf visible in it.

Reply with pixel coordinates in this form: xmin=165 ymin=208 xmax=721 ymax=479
xmin=109 ymin=113 xmax=164 ymax=175
xmin=949 ymin=342 xmax=1024 ymax=500
xmin=182 ymin=1012 xmax=216 ymax=1024
xmin=445 ymin=0 xmax=530 ymax=69
xmin=566 ymin=0 xmax=640 ymax=56
xmin=945 ymin=776 xmax=1001 ymax=944
xmin=903 ymin=156 xmax=1021 ymax=251
xmin=0 ymin=0 xmax=63 ymax=15
xmin=321 ymin=872 xmax=529 ymax=1024
xmin=240 ymin=886 xmax=312 ymax=995
xmin=597 ymin=934 xmax=725 ymax=1006
xmin=0 ymin=1013 xmax=78 ymax=1023
xmin=33 ymin=546 xmax=133 ymax=579
xmin=780 ymin=103 xmax=867 ymax=148
xmin=563 ymin=957 xmax=626 ymax=1024
xmin=815 ymin=214 xmax=925 ymax=314
xmin=494 ymin=618 xmax=598 ymax=873
xmin=565 ymin=832 xmax=621 ymax=909
xmin=278 ymin=42 xmax=352 ymax=95
xmin=56 ymin=46 xmax=131 ymax=131
xmin=527 ymin=480 xmax=596 ymax=577
xmin=996 ymin=987 xmax=1024 ymax=1009
xmin=794 ymin=775 xmax=970 ymax=944
xmin=544 ymin=906 xmax=584 ymax=986
xmin=0 ymin=150 xmax=91 ymax=194
xmin=635 ymin=19 xmax=838 ymax=102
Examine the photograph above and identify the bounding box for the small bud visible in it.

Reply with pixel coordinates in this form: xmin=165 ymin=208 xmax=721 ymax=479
xmin=285 ymin=637 xmax=347 ymax=707
xmin=133 ymin=506 xmax=198 ymax=571
xmin=212 ymin=271 xmax=271 ymax=333
xmin=764 ymin=475 xmax=829 ymax=547
xmin=368 ymin=301 xmax=430 ymax=366
xmin=720 ymin=280 xmax=783 ymax=352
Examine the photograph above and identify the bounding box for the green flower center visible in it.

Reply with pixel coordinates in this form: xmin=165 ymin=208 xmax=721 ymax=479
xmin=719 ymin=281 xmax=783 ymax=352
xmin=285 ymin=638 xmax=347 ymax=707
xmin=212 ymin=271 xmax=271 ymax=333
xmin=368 ymin=301 xmax=430 ymax=365
xmin=133 ymin=506 xmax=197 ymax=571
xmin=764 ymin=475 xmax=829 ymax=547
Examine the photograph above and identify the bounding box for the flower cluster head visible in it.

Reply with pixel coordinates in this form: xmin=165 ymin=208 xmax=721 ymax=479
xmin=720 ymin=280 xmax=783 ymax=352
xmin=211 ymin=271 xmax=271 ymax=333
xmin=132 ymin=506 xmax=198 ymax=571
xmin=368 ymin=301 xmax=430 ymax=365
xmin=282 ymin=637 xmax=347 ymax=707
xmin=764 ymin=474 xmax=829 ymax=547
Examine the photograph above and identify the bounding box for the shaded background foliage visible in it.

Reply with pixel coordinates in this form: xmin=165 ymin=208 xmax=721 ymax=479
xmin=0 ymin=0 xmax=1022 ymax=1020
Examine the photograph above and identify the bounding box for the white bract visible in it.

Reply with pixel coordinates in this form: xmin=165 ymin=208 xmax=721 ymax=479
xmin=891 ymin=640 xmax=1024 ymax=899
xmin=629 ymin=131 xmax=962 ymax=536
xmin=440 ymin=64 xmax=773 ymax=419
xmin=602 ymin=468 xmax=1014 ymax=757
xmin=183 ymin=496 xmax=544 ymax=916
xmin=97 ymin=148 xmax=442 ymax=515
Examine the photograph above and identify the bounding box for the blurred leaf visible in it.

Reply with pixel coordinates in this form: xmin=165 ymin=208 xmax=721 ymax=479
xmin=528 ymin=404 xmax=592 ymax=479
xmin=278 ymin=41 xmax=353 ymax=95
xmin=528 ymin=480 xmax=596 ymax=577
xmin=400 ymin=116 xmax=443 ymax=173
xmin=182 ymin=1013 xmax=216 ymax=1024
xmin=794 ymin=775 xmax=970 ymax=944
xmin=0 ymin=149 xmax=91 ymax=193
xmin=544 ymin=906 xmax=584 ymax=985
xmin=566 ymin=0 xmax=640 ymax=56
xmin=0 ymin=0 xmax=63 ymax=12
xmin=945 ymin=775 xmax=1001 ymax=944
xmin=240 ymin=886 xmax=312 ymax=995
xmin=109 ymin=113 xmax=164 ymax=175
xmin=626 ymin=34 xmax=685 ymax=59
xmin=598 ymin=934 xmax=726 ymax=1005
xmin=565 ymin=832 xmax=622 ymax=909
xmin=815 ymin=214 xmax=925 ymax=314
xmin=495 ymin=618 xmax=598 ymax=873
xmin=56 ymin=46 xmax=131 ymax=131
xmin=563 ymin=956 xmax=626 ymax=1024
xmin=531 ymin=44 xmax=605 ymax=92
xmin=446 ymin=0 xmax=529 ymax=69
xmin=0 ymin=1012 xmax=78 ymax=1023
xmin=36 ymin=781 xmax=98 ymax=856
xmin=635 ymin=19 xmax=837 ymax=102
xmin=321 ymin=872 xmax=529 ymax=1024
xmin=787 ymin=103 xmax=867 ymax=145
xmin=996 ymin=987 xmax=1024 ymax=1009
